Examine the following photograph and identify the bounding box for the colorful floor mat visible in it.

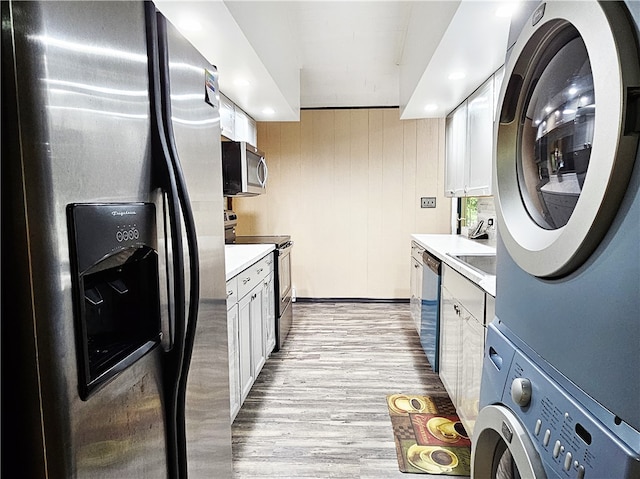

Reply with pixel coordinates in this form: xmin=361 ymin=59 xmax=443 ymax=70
xmin=386 ymin=394 xmax=471 ymax=475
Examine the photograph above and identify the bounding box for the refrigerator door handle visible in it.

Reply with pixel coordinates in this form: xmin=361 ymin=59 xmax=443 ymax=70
xmin=155 ymin=9 xmax=202 ymax=479
xmin=146 ymin=4 xmax=189 ymax=478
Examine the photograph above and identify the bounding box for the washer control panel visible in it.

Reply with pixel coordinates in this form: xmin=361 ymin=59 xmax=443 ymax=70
xmin=483 ymin=324 xmax=640 ymax=479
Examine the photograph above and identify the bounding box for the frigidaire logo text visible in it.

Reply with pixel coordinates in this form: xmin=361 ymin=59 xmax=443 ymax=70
xmin=111 ymin=211 xmax=137 ymax=217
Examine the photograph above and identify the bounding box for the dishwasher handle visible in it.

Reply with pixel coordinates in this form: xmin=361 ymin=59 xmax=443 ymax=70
xmin=423 ymin=252 xmax=441 ymax=275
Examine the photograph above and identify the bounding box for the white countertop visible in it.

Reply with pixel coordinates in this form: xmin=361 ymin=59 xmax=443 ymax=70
xmin=225 ymin=244 xmax=275 ymax=280
xmin=411 ymin=234 xmax=496 ymax=297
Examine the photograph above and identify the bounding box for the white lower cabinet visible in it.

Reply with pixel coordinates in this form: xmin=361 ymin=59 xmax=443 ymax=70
xmin=410 ymin=241 xmax=425 ymax=332
xmin=248 ymin=282 xmax=266 ymax=380
xmin=458 ymin=311 xmax=484 ymax=436
xmin=238 ymin=290 xmax=256 ymax=404
xmin=227 ymin=302 xmax=241 ymax=421
xmin=438 ymin=264 xmax=489 ymax=439
xmin=227 ymin=252 xmax=275 ymax=421
xmin=439 ymin=285 xmax=459 ymax=401
xmin=263 ymin=272 xmax=276 ymax=355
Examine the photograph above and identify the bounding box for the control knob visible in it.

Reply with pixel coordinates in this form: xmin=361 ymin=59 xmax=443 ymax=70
xmin=511 ymin=377 xmax=532 ymax=407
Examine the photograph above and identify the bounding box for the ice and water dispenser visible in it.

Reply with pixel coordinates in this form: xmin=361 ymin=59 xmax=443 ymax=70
xmin=67 ymin=203 xmax=161 ymax=399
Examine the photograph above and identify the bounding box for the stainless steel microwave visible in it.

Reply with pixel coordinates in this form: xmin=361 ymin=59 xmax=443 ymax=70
xmin=222 ymin=141 xmax=267 ymax=197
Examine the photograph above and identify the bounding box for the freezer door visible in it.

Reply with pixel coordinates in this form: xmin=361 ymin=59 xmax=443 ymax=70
xmin=161 ymin=15 xmax=233 ymax=477
xmin=2 ymin=2 xmax=168 ymax=478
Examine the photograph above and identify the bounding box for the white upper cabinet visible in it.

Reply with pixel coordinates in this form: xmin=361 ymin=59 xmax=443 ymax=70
xmin=445 ymin=102 xmax=468 ymax=197
xmin=466 ymin=77 xmax=494 ymax=197
xmin=220 ymin=93 xmax=235 ymax=140
xmin=234 ymin=108 xmax=258 ymax=147
xmin=220 ymin=93 xmax=258 ymax=148
xmin=445 ymin=69 xmax=504 ymax=197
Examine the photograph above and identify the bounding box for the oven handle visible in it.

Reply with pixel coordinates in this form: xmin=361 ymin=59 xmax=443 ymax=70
xmin=278 ymin=240 xmax=294 ymax=252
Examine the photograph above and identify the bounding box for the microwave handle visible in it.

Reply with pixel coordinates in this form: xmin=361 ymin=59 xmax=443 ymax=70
xmin=258 ymin=157 xmax=268 ymax=187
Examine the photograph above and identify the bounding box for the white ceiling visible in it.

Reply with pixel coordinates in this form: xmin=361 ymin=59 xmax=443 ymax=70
xmin=154 ymin=0 xmax=523 ymax=121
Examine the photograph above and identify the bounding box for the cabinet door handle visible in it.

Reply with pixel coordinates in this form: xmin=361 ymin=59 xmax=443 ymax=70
xmin=257 ymin=268 xmax=263 ymax=274
xmin=243 ymin=277 xmax=251 ymax=285
xmin=227 ymin=290 xmax=233 ymax=298
xmin=453 ymin=304 xmax=461 ymax=315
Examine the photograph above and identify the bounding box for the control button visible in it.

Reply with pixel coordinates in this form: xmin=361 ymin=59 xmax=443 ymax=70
xmin=543 ymin=429 xmax=551 ymax=447
xmin=116 ymin=231 xmax=123 ymax=242
xmin=564 ymin=452 xmax=572 ymax=471
xmin=534 ymin=419 xmax=542 ymax=436
xmin=511 ymin=377 xmax=532 ymax=407
xmin=553 ymin=440 xmax=561 ymax=458
xmin=577 ymin=464 xmax=585 ymax=479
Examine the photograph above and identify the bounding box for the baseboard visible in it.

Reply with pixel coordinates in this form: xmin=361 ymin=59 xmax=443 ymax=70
xmin=295 ymin=297 xmax=409 ymax=304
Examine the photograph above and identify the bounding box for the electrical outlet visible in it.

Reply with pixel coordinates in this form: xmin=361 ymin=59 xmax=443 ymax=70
xmin=421 ymin=197 xmax=436 ymax=208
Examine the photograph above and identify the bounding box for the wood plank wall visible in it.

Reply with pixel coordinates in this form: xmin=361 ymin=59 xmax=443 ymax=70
xmin=231 ymin=108 xmax=451 ymax=299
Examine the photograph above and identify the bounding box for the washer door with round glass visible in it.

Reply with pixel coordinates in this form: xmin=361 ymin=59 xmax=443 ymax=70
xmin=495 ymin=1 xmax=639 ymax=278
xmin=472 ymin=405 xmax=546 ymax=479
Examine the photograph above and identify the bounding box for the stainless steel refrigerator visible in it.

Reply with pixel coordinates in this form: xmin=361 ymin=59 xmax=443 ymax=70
xmin=1 ymin=1 xmax=232 ymax=477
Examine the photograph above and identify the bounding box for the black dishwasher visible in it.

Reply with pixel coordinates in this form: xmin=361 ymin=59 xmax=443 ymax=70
xmin=420 ymin=251 xmax=441 ymax=372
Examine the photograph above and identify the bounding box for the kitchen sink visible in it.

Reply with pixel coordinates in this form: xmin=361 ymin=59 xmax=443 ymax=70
xmin=451 ymin=254 xmax=497 ymax=276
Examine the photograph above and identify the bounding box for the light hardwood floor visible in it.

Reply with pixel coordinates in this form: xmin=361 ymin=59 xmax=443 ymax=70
xmin=231 ymin=301 xmax=453 ymax=478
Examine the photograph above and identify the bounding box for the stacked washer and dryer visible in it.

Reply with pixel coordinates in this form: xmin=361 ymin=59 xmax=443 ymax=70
xmin=472 ymin=1 xmax=640 ymax=478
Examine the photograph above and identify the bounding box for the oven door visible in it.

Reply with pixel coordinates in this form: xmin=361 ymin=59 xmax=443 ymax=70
xmin=277 ymin=242 xmax=292 ymax=314
xmin=495 ymin=1 xmax=639 ymax=277
xmin=275 ymin=241 xmax=293 ymax=350
xmin=472 ymin=405 xmax=546 ymax=479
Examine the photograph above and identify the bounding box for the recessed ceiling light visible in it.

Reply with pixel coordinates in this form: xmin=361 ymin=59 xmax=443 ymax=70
xmin=448 ymin=72 xmax=466 ymax=81
xmin=178 ymin=16 xmax=203 ymax=32
xmin=424 ymin=104 xmax=438 ymax=112
xmin=262 ymin=107 xmax=275 ymax=115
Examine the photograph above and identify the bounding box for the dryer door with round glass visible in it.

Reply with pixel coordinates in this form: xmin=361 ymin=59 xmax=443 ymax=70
xmin=495 ymin=1 xmax=639 ymax=278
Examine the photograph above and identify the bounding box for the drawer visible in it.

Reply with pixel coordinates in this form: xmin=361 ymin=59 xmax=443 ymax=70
xmin=237 ymin=252 xmax=275 ymax=298
xmin=411 ymin=241 xmax=425 ymax=263
xmin=237 ymin=268 xmax=257 ymax=299
xmin=262 ymin=253 xmax=275 ymax=274
xmin=226 ymin=276 xmax=238 ymax=307
xmin=253 ymin=253 xmax=274 ymax=281
xmin=442 ymin=264 xmax=485 ymax=321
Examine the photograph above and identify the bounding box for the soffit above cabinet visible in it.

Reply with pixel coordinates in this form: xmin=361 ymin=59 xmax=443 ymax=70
xmin=155 ymin=1 xmax=526 ymax=122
